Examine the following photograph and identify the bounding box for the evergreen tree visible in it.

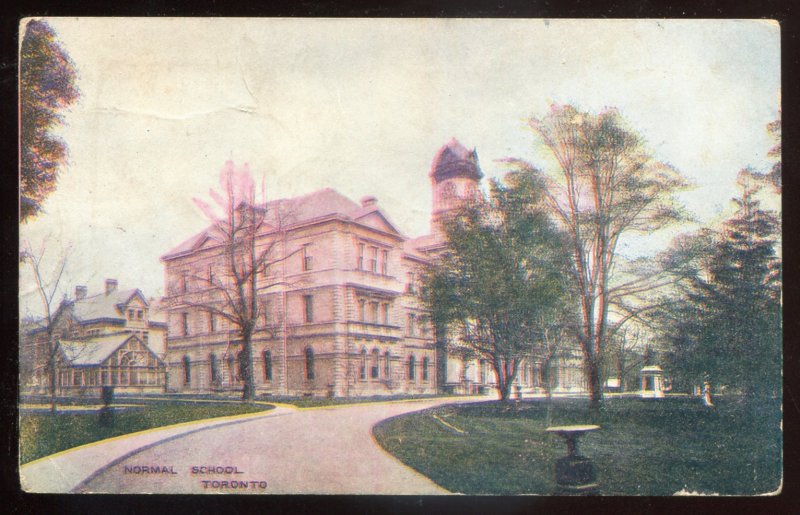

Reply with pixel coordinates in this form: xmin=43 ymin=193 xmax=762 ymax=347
xmin=667 ymin=170 xmax=781 ymax=397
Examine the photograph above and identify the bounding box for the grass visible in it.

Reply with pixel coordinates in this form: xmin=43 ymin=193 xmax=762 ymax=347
xmin=263 ymin=393 xmax=446 ymax=408
xmin=19 ymin=398 xmax=273 ymax=464
xmin=373 ymin=396 xmax=782 ymax=495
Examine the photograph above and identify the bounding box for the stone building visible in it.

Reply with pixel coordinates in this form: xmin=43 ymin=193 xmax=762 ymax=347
xmin=160 ymin=139 xmax=586 ymax=398
xmin=161 ymin=189 xmax=437 ymax=398
xmin=25 ymin=279 xmax=168 ymax=396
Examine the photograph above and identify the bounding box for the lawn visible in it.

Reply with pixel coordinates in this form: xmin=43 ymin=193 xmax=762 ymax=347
xmin=372 ymin=396 xmax=782 ymax=495
xmin=19 ymin=399 xmax=273 ymax=464
xmin=268 ymin=393 xmax=446 ymax=408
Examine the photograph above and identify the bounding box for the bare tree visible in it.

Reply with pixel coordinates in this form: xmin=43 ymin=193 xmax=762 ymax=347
xmin=509 ymin=104 xmax=690 ymax=407
xmin=178 ymin=161 xmax=299 ymax=401
xmin=20 ymin=240 xmax=69 ymax=413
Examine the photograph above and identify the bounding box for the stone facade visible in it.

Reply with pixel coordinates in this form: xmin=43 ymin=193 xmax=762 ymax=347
xmin=160 ymin=139 xmax=586 ymax=399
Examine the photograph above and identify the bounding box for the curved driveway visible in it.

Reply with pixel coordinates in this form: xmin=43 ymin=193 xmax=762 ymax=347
xmin=21 ymin=396 xmax=484 ymax=494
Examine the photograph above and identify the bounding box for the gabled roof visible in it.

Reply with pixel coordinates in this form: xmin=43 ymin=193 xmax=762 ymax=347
xmin=162 ymin=188 xmax=407 ymax=260
xmin=430 ymin=138 xmax=483 ymax=183
xmin=59 ymin=333 xmax=144 ymax=365
xmin=69 ymin=288 xmax=147 ymax=324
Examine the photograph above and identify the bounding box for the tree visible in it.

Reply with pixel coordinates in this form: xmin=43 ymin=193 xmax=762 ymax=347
xmin=20 ymin=19 xmax=80 ymax=222
xmin=508 ymin=104 xmax=690 ymax=407
xmin=766 ymin=114 xmax=781 ymax=192
xmin=604 ymin=326 xmax=647 ymax=392
xmin=181 ymin=161 xmax=296 ymax=401
xmin=20 ymin=240 xmax=69 ymax=413
xmin=422 ymin=170 xmax=573 ymax=401
xmin=663 ymin=170 xmax=781 ymax=398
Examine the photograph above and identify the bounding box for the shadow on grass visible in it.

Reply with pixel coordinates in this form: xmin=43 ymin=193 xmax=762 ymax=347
xmin=373 ymin=395 xmax=782 ymax=496
xmin=19 ymin=399 xmax=273 ymax=464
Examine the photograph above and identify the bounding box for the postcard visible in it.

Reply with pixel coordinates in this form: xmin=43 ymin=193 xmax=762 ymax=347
xmin=19 ymin=18 xmax=781 ymax=495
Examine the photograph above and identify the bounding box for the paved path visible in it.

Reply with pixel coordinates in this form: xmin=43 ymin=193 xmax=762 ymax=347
xmin=21 ymin=397 xmax=485 ymax=494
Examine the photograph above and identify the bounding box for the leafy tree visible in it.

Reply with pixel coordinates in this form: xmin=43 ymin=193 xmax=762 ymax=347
xmin=422 ymin=170 xmax=573 ymax=401
xmin=664 ymin=170 xmax=781 ymax=398
xmin=766 ymin=114 xmax=781 ymax=192
xmin=508 ymin=104 xmax=690 ymax=407
xmin=20 ymin=19 xmax=80 ymax=222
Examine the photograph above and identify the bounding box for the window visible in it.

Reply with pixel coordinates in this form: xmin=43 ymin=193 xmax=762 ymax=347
xmin=371 ymin=349 xmax=380 ymax=379
xmin=370 ymin=301 xmax=379 ymax=323
xmin=407 ymin=313 xmax=416 ymax=337
xmin=305 ymin=347 xmax=315 ymax=380
xmin=183 ymin=355 xmax=191 ymax=385
xmin=381 ymin=303 xmax=389 ymax=325
xmin=406 ymin=272 xmax=416 ymax=293
xmin=262 ymin=300 xmax=271 ymax=327
xmin=209 ymin=311 xmax=216 ymax=333
xmin=302 ymin=244 xmax=313 ymax=271
xmin=227 ymin=354 xmax=235 ymax=382
xmin=479 ymin=359 xmax=487 ymax=384
xmin=441 ymin=181 xmax=456 ymax=200
xmin=238 ymin=350 xmax=249 ymax=382
xmin=360 ymin=348 xmax=367 ymax=380
xmin=303 ymin=295 xmax=314 ymax=323
xmin=182 ymin=312 xmax=190 ymax=336
xmin=358 ymin=243 xmax=365 ymax=270
xmin=137 ymin=309 xmax=143 ymax=320
xmin=128 ymin=309 xmax=135 ymax=320
xmin=181 ymin=272 xmax=188 ymax=293
xmin=380 ymin=250 xmax=388 ymax=275
xmin=210 ymin=353 xmax=219 ymax=383
xmin=263 ymin=350 xmax=272 ymax=381
xmin=369 ymin=246 xmax=378 ymax=273
xmin=358 ymin=299 xmax=366 ymax=322
xmin=408 ymin=355 xmax=416 ymax=380
xmin=423 ymin=356 xmax=430 ymax=381
xmin=384 ymin=351 xmax=391 ymax=378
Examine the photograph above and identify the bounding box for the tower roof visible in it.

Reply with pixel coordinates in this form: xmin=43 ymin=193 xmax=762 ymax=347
xmin=429 ymin=138 xmax=483 ymax=183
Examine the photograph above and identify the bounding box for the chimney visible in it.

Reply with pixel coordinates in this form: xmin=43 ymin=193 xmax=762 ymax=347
xmin=360 ymin=195 xmax=378 ymax=208
xmin=105 ymin=279 xmax=118 ymax=295
xmin=75 ymin=285 xmax=87 ymax=301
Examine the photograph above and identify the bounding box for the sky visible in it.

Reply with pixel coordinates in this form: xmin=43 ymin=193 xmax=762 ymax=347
xmin=19 ymin=18 xmax=781 ymax=317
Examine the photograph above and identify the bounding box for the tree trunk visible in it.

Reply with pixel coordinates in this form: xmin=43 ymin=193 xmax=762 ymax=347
xmin=586 ymin=359 xmax=602 ymax=408
xmin=241 ymin=333 xmax=255 ymax=402
xmin=48 ymin=334 xmax=57 ymax=413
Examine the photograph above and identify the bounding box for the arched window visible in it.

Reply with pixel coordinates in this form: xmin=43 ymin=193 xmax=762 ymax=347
xmin=422 ymin=356 xmax=430 ymax=382
xmin=384 ymin=351 xmax=391 ymax=379
xmin=440 ymin=181 xmax=456 ymax=201
xmin=371 ymin=348 xmax=380 ymax=379
xmin=263 ymin=350 xmax=272 ymax=381
xmin=238 ymin=350 xmax=248 ymax=382
xmin=227 ymin=354 xmax=235 ymax=383
xmin=359 ymin=348 xmax=367 ymax=380
xmin=305 ymin=347 xmax=315 ymax=380
xmin=408 ymin=355 xmax=416 ymax=381
xmin=209 ymin=353 xmax=218 ymax=383
xmin=183 ymin=355 xmax=191 ymax=385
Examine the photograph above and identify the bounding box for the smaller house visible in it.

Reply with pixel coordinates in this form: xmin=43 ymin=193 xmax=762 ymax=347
xmin=25 ymin=279 xmax=167 ymax=396
xmin=58 ymin=333 xmax=166 ymax=394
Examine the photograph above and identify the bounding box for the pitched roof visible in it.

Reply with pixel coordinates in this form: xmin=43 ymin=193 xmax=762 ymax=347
xmin=430 ymin=138 xmax=483 ymax=183
xmin=70 ymin=288 xmax=145 ymax=323
xmin=162 ymin=188 xmax=405 ymax=259
xmin=60 ymin=333 xmax=137 ymax=365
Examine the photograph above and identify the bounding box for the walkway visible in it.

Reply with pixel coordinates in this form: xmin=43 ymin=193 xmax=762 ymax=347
xmin=20 ymin=396 xmax=485 ymax=494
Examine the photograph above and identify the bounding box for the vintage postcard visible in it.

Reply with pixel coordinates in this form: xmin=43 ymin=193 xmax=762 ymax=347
xmin=19 ymin=18 xmax=781 ymax=495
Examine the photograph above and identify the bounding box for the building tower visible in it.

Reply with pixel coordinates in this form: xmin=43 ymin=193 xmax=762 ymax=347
xmin=429 ymin=138 xmax=484 ymax=237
